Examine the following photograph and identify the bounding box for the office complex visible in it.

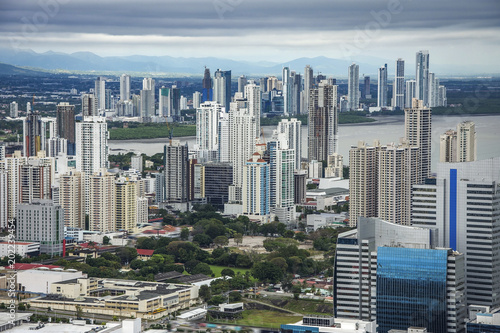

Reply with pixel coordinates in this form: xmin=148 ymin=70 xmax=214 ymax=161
xmin=194 ymin=162 xmax=232 ymax=209
xmin=17 ymin=200 xmax=64 ymax=256
xmin=392 ymin=58 xmax=405 ymax=109
xmin=308 ymin=81 xmax=338 ymax=162
xmin=348 ymin=63 xmax=359 ymax=110
xmin=363 ymin=76 xmax=371 ymax=99
xmin=377 ymin=63 xmax=388 ymax=107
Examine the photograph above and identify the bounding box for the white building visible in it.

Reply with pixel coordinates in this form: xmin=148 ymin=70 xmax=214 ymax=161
xmin=131 ymin=154 xmax=143 ymax=172
xmin=392 ymin=58 xmax=405 ymax=109
xmin=242 ymin=153 xmax=269 ymax=217
xmin=95 ymin=77 xmax=106 ymax=111
xmin=16 ymin=200 xmax=64 ymax=255
xmin=245 ymin=82 xmax=261 ymax=137
xmin=192 ymin=91 xmax=201 ymax=109
xmin=17 ymin=268 xmax=86 ymax=294
xmin=196 ymin=101 xmax=223 ymax=160
xmin=405 ymin=99 xmax=431 ymax=181
xmin=0 ymin=242 xmax=39 ymax=257
xmin=89 ymin=169 xmax=116 ymax=233
xmin=277 ymin=118 xmax=302 ymax=169
xmin=405 ymin=80 xmax=416 ymax=108
xmin=0 ymin=170 xmax=7 ymax=228
xmin=120 ymin=74 xmax=131 ymax=101
xmin=377 ymin=63 xmax=388 ymax=107
xmin=10 ymin=101 xmax=18 ymax=118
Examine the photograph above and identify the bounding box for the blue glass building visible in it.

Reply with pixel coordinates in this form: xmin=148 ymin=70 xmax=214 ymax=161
xmin=376 ymin=247 xmax=448 ymax=333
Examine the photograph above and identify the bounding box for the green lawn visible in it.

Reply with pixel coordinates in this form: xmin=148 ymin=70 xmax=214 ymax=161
xmin=109 ymin=124 xmax=195 ymax=140
xmin=208 ymin=265 xmax=252 ymax=278
xmin=212 ymin=310 xmax=302 ymax=329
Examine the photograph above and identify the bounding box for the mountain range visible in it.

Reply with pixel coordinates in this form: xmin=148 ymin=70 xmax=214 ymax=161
xmin=0 ymin=49 xmax=490 ymax=77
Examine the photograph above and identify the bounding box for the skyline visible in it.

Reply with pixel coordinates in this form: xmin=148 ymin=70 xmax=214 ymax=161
xmin=0 ymin=0 xmax=499 ymax=75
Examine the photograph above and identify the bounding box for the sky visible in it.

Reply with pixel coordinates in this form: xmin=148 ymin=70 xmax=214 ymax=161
xmin=0 ymin=0 xmax=499 ymax=72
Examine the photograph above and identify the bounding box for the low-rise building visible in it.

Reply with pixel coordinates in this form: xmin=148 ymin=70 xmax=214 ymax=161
xmin=0 ymin=242 xmax=40 ymax=258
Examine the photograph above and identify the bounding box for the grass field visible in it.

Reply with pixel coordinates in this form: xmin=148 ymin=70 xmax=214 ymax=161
xmin=212 ymin=310 xmax=302 ymax=329
xmin=258 ymin=298 xmax=333 ymax=316
xmin=109 ymin=123 xmax=195 ymax=140
xmin=208 ymin=265 xmax=252 ymax=278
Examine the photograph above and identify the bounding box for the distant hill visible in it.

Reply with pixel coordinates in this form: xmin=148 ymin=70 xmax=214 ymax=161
xmin=0 ymin=62 xmax=45 ymax=76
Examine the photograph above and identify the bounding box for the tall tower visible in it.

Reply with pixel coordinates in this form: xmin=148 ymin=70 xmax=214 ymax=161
xmin=213 ymin=69 xmax=231 ymax=109
xmin=377 ymin=63 xmax=388 ymax=107
xmin=405 ymin=99 xmax=432 ymax=181
xmin=88 ymin=169 xmax=116 ymax=232
xmin=348 ymin=63 xmax=359 ymax=110
xmin=9 ymin=101 xmax=18 ymax=118
xmin=120 ymin=74 xmax=131 ymax=101
xmin=457 ymin=120 xmax=476 ymax=162
xmin=196 ymin=101 xmax=223 ymax=161
xmin=0 ymin=170 xmax=7 ymax=228
xmin=238 ymin=75 xmax=247 ymax=95
xmin=308 ymin=81 xmax=338 ymax=162
xmin=59 ymin=170 xmax=85 ymax=229
xmin=202 ymin=67 xmax=213 ymax=102
xmin=94 ymin=77 xmax=106 ymax=111
xmin=164 ymin=140 xmax=189 ymax=203
xmin=115 ymin=177 xmax=138 ymax=233
xmin=415 ymin=50 xmax=430 ymax=106
xmin=363 ymin=76 xmax=370 ymax=99
xmin=82 ymin=94 xmax=98 ymax=117
xmin=277 ymin=118 xmax=302 ymax=168
xmin=303 ymin=65 xmax=314 ymax=114
xmin=282 ymin=67 xmax=290 ymax=115
xmin=56 ymin=102 xmax=75 ymax=154
xmin=242 ymin=152 xmax=270 ymax=217
xmin=392 ymin=58 xmax=405 ymax=109
xmin=405 ymin=80 xmax=416 ymax=108
xmin=245 ymin=82 xmax=261 ymax=137
xmin=23 ymin=111 xmax=42 ymax=157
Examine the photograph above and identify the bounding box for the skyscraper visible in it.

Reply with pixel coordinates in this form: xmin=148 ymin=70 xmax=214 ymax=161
xmin=244 ymin=82 xmax=261 ymax=137
xmin=196 ymin=101 xmax=223 ymax=161
xmin=282 ymin=67 xmax=290 ymax=115
xmin=19 ymin=158 xmax=53 ymax=204
xmin=192 ymin=91 xmax=201 ymax=109
xmin=59 ymin=170 xmax=84 ymax=229
xmin=428 ymin=72 xmax=440 ymax=107
xmin=10 ymin=101 xmax=18 ymax=118
xmin=416 ymin=50 xmax=430 ymax=106
xmin=56 ymin=102 xmax=75 ymax=154
xmin=457 ymin=121 xmax=476 ymax=162
xmin=88 ymin=169 xmax=116 ymax=232
xmin=242 ymin=152 xmax=270 ymax=217
xmin=164 ymin=140 xmax=189 ymax=203
xmin=363 ymin=76 xmax=371 ymax=99
xmin=405 ymin=99 xmax=432 ymax=181
xmin=440 ymin=129 xmax=458 ymax=163
xmin=0 ymin=170 xmax=7 ymax=228
xmin=377 ymin=63 xmax=388 ymax=107
xmin=213 ymin=69 xmax=231 ymax=109
xmin=202 ymin=67 xmax=213 ymax=102
xmin=348 ymin=63 xmax=359 ymax=110
xmin=405 ymin=79 xmax=416 ymax=108
xmin=23 ymin=110 xmax=43 ymax=157
xmin=115 ymin=177 xmax=138 ymax=233
xmin=303 ymin=65 xmax=314 ymax=113
xmin=277 ymin=118 xmax=302 ymax=168
xmin=82 ymin=94 xmax=98 ymax=117
xmin=238 ymin=75 xmax=247 ymax=95
xmin=120 ymin=74 xmax=131 ymax=101
xmin=392 ymin=58 xmax=405 ymax=109
xmin=94 ymin=77 xmax=106 ymax=111
xmin=308 ymin=81 xmax=338 ymax=162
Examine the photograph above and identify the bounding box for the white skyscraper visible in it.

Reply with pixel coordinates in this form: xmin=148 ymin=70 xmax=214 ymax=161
xmin=94 ymin=77 xmax=106 ymax=111
xmin=303 ymin=65 xmax=314 ymax=114
xmin=428 ymin=72 xmax=440 ymax=107
xmin=405 ymin=99 xmax=432 ymax=181
xmin=244 ymin=82 xmax=261 ymax=137
xmin=193 ymin=91 xmax=201 ymax=110
xmin=416 ymin=50 xmax=430 ymax=106
xmin=218 ymin=112 xmax=230 ymax=163
xmin=277 ymin=118 xmax=302 ymax=168
xmin=120 ymin=74 xmax=130 ymax=101
xmin=377 ymin=63 xmax=388 ymax=107
xmin=213 ymin=69 xmax=231 ymax=108
xmin=282 ymin=67 xmax=290 ymax=115
xmin=0 ymin=170 xmax=7 ymax=228
xmin=59 ymin=170 xmax=85 ymax=229
xmin=76 ymin=116 xmax=109 ymax=214
xmin=457 ymin=121 xmax=477 ymax=162
xmin=348 ymin=63 xmax=359 ymax=110
xmin=238 ymin=75 xmax=247 ymax=95
xmin=196 ymin=101 xmax=223 ymax=161
xmin=10 ymin=101 xmax=18 ymax=118
xmin=88 ymin=169 xmax=116 ymax=232
xmin=392 ymin=58 xmax=405 ymax=109
xmin=242 ymin=152 xmax=270 ymax=217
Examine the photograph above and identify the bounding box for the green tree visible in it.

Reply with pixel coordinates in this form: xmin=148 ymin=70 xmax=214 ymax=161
xmin=102 ymin=236 xmax=110 ymax=245
xmin=76 ymin=305 xmax=83 ymax=319
xmin=193 ymin=234 xmax=212 ymax=247
xmin=180 ymin=228 xmax=190 ymax=241
xmin=251 ymin=261 xmax=284 ymax=283
xmin=228 ymin=291 xmax=242 ymax=302
xmin=192 ymin=263 xmax=213 ymax=276
xmin=221 ymin=268 xmax=235 ymax=277
xmin=213 ymin=235 xmax=229 ymax=247
xmin=199 ymin=285 xmax=211 ymax=302
xmin=234 ymin=233 xmax=243 ymax=246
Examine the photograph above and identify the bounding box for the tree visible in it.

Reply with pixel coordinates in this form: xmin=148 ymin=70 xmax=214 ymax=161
xmin=213 ymin=235 xmax=229 ymax=248
xmin=199 ymin=285 xmax=211 ymax=302
xmin=251 ymin=261 xmax=284 ymax=283
xmin=270 ymin=257 xmax=288 ymax=273
xmin=234 ymin=233 xmax=243 ymax=246
xmin=76 ymin=305 xmax=83 ymax=319
xmin=192 ymin=263 xmax=213 ymax=276
xmin=221 ymin=268 xmax=235 ymax=277
xmin=229 ymin=291 xmax=242 ymax=302
xmin=180 ymin=228 xmax=190 ymax=241
xmin=103 ymin=236 xmax=111 ymax=245
xmin=294 ymin=232 xmax=307 ymax=242
xmin=193 ymin=234 xmax=213 ymax=247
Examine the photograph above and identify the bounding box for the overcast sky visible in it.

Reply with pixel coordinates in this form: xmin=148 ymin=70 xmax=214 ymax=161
xmin=1 ymin=0 xmax=499 ymax=72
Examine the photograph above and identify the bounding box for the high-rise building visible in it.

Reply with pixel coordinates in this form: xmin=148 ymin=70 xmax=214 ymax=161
xmin=457 ymin=121 xmax=476 ymax=162
xmin=294 ymin=170 xmax=307 ymax=205
xmin=88 ymin=169 xmax=116 ymax=232
xmin=56 ymin=102 xmax=75 ymax=154
xmin=195 ymin=162 xmax=233 ymax=209
xmin=218 ymin=112 xmax=230 ymax=163
xmin=82 ymin=94 xmax=98 ymax=117
xmin=439 ymin=85 xmax=447 ymax=107
xmin=416 ymin=50 xmax=430 ymax=106
xmin=412 ymin=157 xmax=500 ymax=308
xmin=23 ymin=111 xmax=43 ymax=157
xmin=192 ymin=91 xmax=201 ymax=110
xmin=140 ymin=89 xmax=154 ymax=118
xmin=0 ymin=170 xmax=7 ymax=228
xmin=19 ymin=157 xmax=53 ymax=204
xmin=238 ymin=75 xmax=247 ymax=95
xmin=324 ymin=152 xmax=343 ymax=178
xmin=259 ymin=77 xmax=268 ymax=93
xmin=196 ymin=101 xmax=223 ymax=161
xmin=440 ymin=129 xmax=458 ymax=163
xmin=76 ymin=116 xmax=109 ymax=214
xmin=308 ymin=81 xmax=338 ymax=162
xmin=202 ymin=67 xmax=213 ymax=102
xmin=428 ymin=72 xmax=440 ymax=107
xmin=59 ymin=170 xmax=84 ymax=229
xmin=392 ymin=58 xmax=405 ymax=109
xmin=377 ymin=63 xmax=388 ymax=107
xmin=213 ymin=69 xmax=231 ymax=109
xmin=334 ymin=217 xmax=466 ymax=333
xmin=115 ymin=178 xmax=138 ymax=233
xmin=242 ymin=152 xmax=270 ymax=216
xmin=303 ymin=65 xmax=314 ymax=113
xmin=267 ymin=76 xmax=279 ymax=91
xmin=131 ymin=154 xmax=143 ymax=172
xmin=405 ymin=99 xmax=432 ymax=181
xmin=2 ymin=155 xmax=25 ymax=222
xmin=10 ymin=101 xmax=18 ymax=118
xmin=348 ymin=141 xmax=382 ymax=227
xmin=164 ymin=140 xmax=189 ymax=203
xmin=120 ymin=74 xmax=131 ymax=101
xmin=348 ymin=63 xmax=359 ymax=110
xmin=245 ymin=82 xmax=261 ymax=137
xmin=94 ymin=77 xmax=106 ymax=111
xmin=363 ymin=76 xmax=371 ymax=99
xmin=282 ymin=67 xmax=290 ymax=115
xmin=405 ymin=79 xmax=416 ymax=108
xmin=17 ymin=199 xmax=64 ymax=255
xmin=277 ymin=118 xmax=302 ymax=168
xmin=377 ymin=143 xmax=420 ymax=225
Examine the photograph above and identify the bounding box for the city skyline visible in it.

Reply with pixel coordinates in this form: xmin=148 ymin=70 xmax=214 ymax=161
xmin=0 ymin=0 xmax=499 ymax=75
